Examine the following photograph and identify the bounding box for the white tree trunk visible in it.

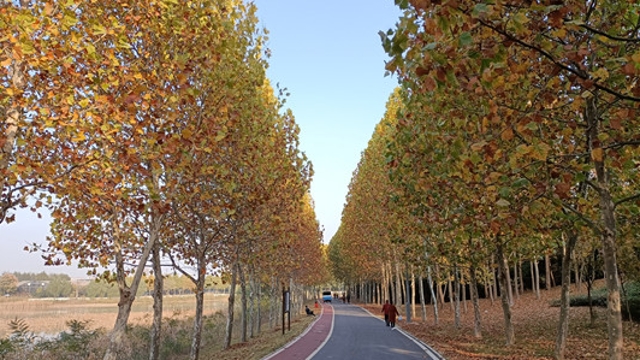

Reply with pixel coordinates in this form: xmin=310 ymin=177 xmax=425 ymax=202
xmin=427 ymin=266 xmax=438 ymax=325
xmin=419 ymin=272 xmax=427 ymax=321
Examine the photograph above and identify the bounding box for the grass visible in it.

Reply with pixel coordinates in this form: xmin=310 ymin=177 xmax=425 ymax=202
xmin=200 ymin=313 xmax=316 ymax=360
xmin=0 ymin=294 xmax=228 ymax=338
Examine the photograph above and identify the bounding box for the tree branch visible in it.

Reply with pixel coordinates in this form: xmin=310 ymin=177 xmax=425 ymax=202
xmin=579 ymin=23 xmax=640 ymax=43
xmin=476 ymin=19 xmax=640 ymax=102
xmin=604 ymin=140 xmax=640 ymax=150
xmin=614 ymin=193 xmax=640 ymax=208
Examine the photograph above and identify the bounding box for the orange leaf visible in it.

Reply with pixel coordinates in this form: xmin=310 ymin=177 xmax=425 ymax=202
xmin=501 ymin=127 xmax=514 ymax=141
xmin=610 ymin=118 xmax=621 ymax=130
xmin=424 ymin=76 xmax=437 ymax=91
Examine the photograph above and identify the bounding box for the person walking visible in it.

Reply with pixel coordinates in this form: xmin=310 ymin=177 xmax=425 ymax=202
xmin=387 ymin=302 xmax=400 ymax=329
xmin=381 ymin=300 xmax=391 ymax=326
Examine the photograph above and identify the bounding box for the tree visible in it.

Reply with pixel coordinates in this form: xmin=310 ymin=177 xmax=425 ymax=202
xmin=382 ymin=2 xmax=640 ymax=358
xmin=0 ymin=272 xmax=18 ymax=295
xmin=43 ymin=274 xmax=73 ymax=298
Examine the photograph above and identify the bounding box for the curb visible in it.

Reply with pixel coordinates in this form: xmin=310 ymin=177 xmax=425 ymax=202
xmin=359 ymin=305 xmax=445 ymax=360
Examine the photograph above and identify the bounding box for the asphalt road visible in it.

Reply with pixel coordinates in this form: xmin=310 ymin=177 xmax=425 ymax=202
xmin=310 ymin=302 xmax=439 ymax=360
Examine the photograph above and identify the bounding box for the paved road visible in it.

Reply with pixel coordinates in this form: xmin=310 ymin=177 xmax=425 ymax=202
xmin=310 ymin=302 xmax=439 ymax=360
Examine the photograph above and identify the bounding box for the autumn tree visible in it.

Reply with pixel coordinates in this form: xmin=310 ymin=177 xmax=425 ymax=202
xmin=0 ymin=272 xmax=18 ymax=295
xmin=382 ymin=1 xmax=640 ymax=358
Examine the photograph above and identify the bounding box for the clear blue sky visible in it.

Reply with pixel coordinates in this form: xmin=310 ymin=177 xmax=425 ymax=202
xmin=0 ymin=1 xmax=400 ymax=277
xmin=254 ymin=0 xmax=401 ymax=241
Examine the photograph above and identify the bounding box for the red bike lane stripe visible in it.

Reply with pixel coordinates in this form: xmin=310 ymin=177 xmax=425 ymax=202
xmin=263 ymin=303 xmax=334 ymax=360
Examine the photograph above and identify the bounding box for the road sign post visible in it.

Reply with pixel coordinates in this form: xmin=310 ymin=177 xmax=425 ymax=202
xmin=282 ymin=287 xmax=291 ymax=334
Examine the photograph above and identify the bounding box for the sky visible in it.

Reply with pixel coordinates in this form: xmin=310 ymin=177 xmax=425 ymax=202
xmin=0 ymin=1 xmax=401 ymax=278
xmin=253 ymin=0 xmax=401 ymax=239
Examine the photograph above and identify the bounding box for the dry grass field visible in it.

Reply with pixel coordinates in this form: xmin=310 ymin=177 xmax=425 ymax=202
xmin=0 ymin=294 xmax=228 ymax=338
xmin=0 ymin=291 xmax=318 ymax=360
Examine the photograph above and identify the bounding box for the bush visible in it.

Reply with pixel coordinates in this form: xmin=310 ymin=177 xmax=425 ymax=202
xmin=549 ymin=287 xmax=607 ymax=308
xmin=550 ymin=282 xmax=640 ymax=322
xmin=0 ymin=318 xmax=104 ymax=360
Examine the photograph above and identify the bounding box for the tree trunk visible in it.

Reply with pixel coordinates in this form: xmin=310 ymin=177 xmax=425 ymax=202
xmin=427 ymin=266 xmax=439 ymax=325
xmin=104 ymin=221 xmax=156 ymax=360
xmin=435 ymin=265 xmax=445 ymax=308
xmin=491 ymin=259 xmax=498 ymax=304
xmin=189 ymin=267 xmax=206 ymax=360
xmin=497 ymin=240 xmax=515 ymax=346
xmin=574 ymin=252 xmax=581 ymax=292
xmin=453 ymin=266 xmax=461 ymax=329
xmin=395 ymin=259 xmax=403 ymax=307
xmin=505 ymin=257 xmax=514 ymax=307
xmin=534 ymin=258 xmax=541 ymax=299
xmin=411 ymin=266 xmax=416 ymax=319
xmin=419 ymin=272 xmax=427 ymax=321
xmin=470 ymin=264 xmax=482 ymax=338
xmin=224 ymin=261 xmax=239 ymax=349
xmin=447 ymin=279 xmax=454 ymax=311
xmin=545 ymin=253 xmax=552 ymax=291
xmin=462 ymin=279 xmax=468 ymax=313
xmin=513 ymin=259 xmax=520 ymax=300
xmin=602 ymin=204 xmax=623 ymax=360
xmin=555 ymin=229 xmax=578 ymax=360
xmin=588 ymin=281 xmax=595 ymax=325
xmin=257 ymin=277 xmax=262 ymax=334
xmin=249 ymin=269 xmax=255 ymax=338
xmin=149 ymin=241 xmax=163 ymax=360
xmin=373 ymin=282 xmax=377 ymax=304
xmin=382 ymin=264 xmax=387 ymax=303
xmin=587 ymin=93 xmax=623 ymax=360
xmin=518 ymin=259 xmax=524 ymax=295
xmin=530 ymin=261 xmax=535 ymax=295
xmin=239 ymin=264 xmax=248 ymax=343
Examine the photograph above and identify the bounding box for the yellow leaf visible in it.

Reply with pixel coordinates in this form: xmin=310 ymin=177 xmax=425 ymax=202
xmin=591 ymin=148 xmax=603 ymax=162
xmin=0 ymin=57 xmax=12 ymax=67
xmin=72 ymin=132 xmax=86 ymax=142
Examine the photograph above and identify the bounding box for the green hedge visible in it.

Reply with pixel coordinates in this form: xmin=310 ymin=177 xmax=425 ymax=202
xmin=550 ymin=283 xmax=640 ymax=321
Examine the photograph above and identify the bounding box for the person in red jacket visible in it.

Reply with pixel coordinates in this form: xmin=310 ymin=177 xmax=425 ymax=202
xmin=388 ymin=302 xmax=400 ymax=328
xmin=381 ymin=300 xmax=391 ymax=326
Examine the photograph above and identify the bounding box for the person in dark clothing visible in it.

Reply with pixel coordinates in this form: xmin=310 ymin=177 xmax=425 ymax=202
xmin=381 ymin=300 xmax=391 ymax=326
xmin=305 ymin=305 xmax=315 ymax=317
xmin=387 ymin=303 xmax=400 ymax=328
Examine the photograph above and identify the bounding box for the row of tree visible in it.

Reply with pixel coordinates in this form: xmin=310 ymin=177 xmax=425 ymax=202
xmin=1 ymin=1 xmax=329 ymax=360
xmin=330 ymin=1 xmax=639 ymax=360
xmin=0 ymin=272 xmax=231 ymax=298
